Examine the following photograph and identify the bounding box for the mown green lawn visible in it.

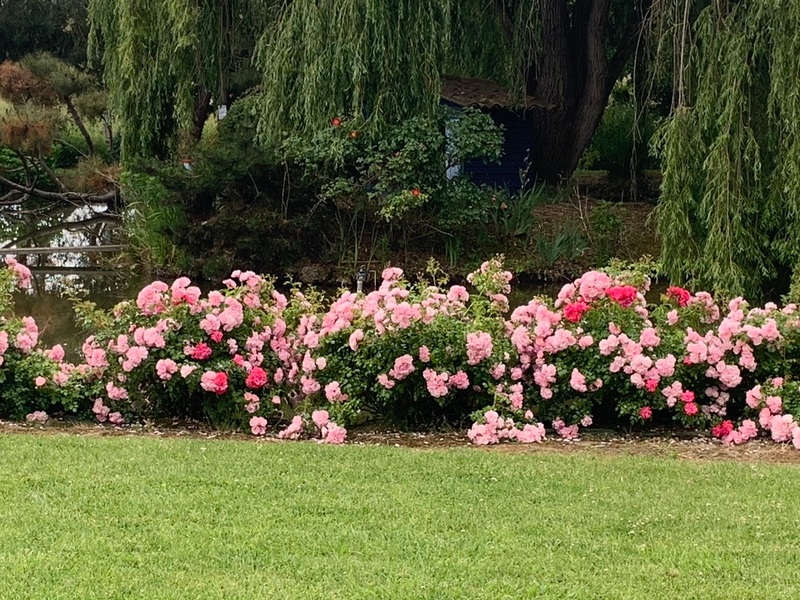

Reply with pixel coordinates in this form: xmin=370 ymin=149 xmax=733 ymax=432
xmin=0 ymin=433 xmax=798 ymax=599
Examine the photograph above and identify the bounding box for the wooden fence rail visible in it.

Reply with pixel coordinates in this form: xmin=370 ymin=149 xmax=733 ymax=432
xmin=0 ymin=245 xmax=123 ymax=255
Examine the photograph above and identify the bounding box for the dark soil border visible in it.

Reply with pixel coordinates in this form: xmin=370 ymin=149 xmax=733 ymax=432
xmin=3 ymin=419 xmax=800 ymax=465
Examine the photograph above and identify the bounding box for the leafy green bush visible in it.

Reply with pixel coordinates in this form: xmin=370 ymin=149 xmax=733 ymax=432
xmin=584 ymin=103 xmax=659 ymax=177
xmin=0 ymin=259 xmax=90 ymax=420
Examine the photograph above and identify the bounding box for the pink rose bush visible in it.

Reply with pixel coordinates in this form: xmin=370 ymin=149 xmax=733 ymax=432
xmin=8 ymin=255 xmax=800 ymax=451
xmin=73 ymin=270 xmax=342 ymax=441
xmin=309 ymin=258 xmax=517 ymax=427
xmin=0 ymin=262 xmax=87 ymax=420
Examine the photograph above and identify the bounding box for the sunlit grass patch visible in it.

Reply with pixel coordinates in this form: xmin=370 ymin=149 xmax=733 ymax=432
xmin=0 ymin=434 xmax=799 ymax=599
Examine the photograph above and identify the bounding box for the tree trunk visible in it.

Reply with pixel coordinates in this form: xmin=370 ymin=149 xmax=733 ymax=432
xmin=190 ymin=86 xmax=212 ymax=142
xmin=63 ymin=95 xmax=96 ymax=156
xmin=102 ymin=112 xmax=114 ymax=155
xmin=516 ymin=0 xmax=649 ymax=184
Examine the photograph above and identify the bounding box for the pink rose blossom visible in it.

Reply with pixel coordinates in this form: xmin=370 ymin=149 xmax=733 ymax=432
xmin=156 ymin=359 xmax=178 ymax=381
xmin=389 ymin=354 xmax=415 ymax=380
xmin=301 ymin=375 xmax=321 ymax=394
xmin=200 ymin=371 xmax=229 ymax=395
xmin=766 ymin=396 xmax=783 ymax=414
xmin=26 ymin=411 xmax=48 ymax=423
xmin=466 ymin=332 xmax=493 ymax=365
xmin=180 ymin=364 xmax=197 ymax=379
xmin=93 ymin=398 xmax=111 ymax=422
xmin=324 ymin=381 xmax=348 ymax=403
xmin=106 ymin=381 xmax=128 ymax=401
xmin=515 ymin=423 xmax=546 ymax=443
xmin=377 ymin=373 xmax=395 ymax=389
xmin=278 ymin=415 xmax=304 ymax=440
xmin=449 ymin=371 xmax=470 ymax=390
xmin=249 ymin=416 xmax=268 ymax=436
xmin=570 ymin=368 xmax=588 ymax=392
xmin=322 ymin=423 xmax=347 ymax=444
xmin=770 ymin=414 xmax=796 ymax=442
xmin=348 ymin=329 xmax=364 ymax=351
xmin=312 ymin=410 xmax=330 ymax=428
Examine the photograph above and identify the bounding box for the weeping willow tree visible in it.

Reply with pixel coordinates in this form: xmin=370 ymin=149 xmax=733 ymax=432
xmin=655 ymin=0 xmax=800 ymax=299
xmin=88 ymin=0 xmax=279 ymax=159
xmin=89 ymin=0 xmax=651 ymax=180
xmin=256 ymin=0 xmax=652 ymax=183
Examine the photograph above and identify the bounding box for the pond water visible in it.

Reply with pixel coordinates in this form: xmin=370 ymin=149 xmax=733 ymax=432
xmin=4 ymin=203 xmax=139 ymax=358
xmin=5 ymin=203 xmax=669 ymax=360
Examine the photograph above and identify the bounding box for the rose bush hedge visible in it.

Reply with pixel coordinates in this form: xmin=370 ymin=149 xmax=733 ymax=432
xmin=5 ymin=256 xmax=800 ymax=449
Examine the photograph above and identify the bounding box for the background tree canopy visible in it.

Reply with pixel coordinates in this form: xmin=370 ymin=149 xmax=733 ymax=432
xmin=10 ymin=0 xmax=800 ymax=298
xmin=0 ymin=0 xmax=89 ymax=65
xmin=656 ymin=0 xmax=800 ymax=299
xmin=88 ymin=0 xmax=278 ymax=159
xmin=89 ymin=0 xmax=651 ymax=183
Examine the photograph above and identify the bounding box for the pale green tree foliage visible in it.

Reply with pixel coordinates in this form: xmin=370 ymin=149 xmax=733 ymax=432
xmin=655 ymin=0 xmax=800 ymax=298
xmin=88 ymin=0 xmax=279 ymax=159
xmin=90 ymin=0 xmax=652 ymax=182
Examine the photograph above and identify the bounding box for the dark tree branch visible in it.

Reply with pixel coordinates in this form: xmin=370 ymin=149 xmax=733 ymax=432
xmin=491 ymin=0 xmax=516 ymax=42
xmin=63 ymin=94 xmax=96 ymax=155
xmin=607 ymin=0 xmax=652 ymax=95
xmin=16 ymin=151 xmax=33 ymax=188
xmin=36 ymin=150 xmax=68 ymax=193
xmin=190 ymin=85 xmax=212 ymax=142
xmin=0 ymin=173 xmax=118 ymax=205
xmin=2 ymin=214 xmax=121 ymax=249
xmin=0 ymin=190 xmax=25 ymax=204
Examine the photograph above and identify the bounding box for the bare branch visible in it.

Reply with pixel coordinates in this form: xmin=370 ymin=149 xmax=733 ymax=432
xmin=0 ymin=173 xmax=118 ymax=205
xmin=1 ymin=214 xmax=121 ymax=249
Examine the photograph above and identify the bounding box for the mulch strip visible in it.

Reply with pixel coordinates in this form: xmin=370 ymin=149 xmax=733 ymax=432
xmin=2 ymin=419 xmax=799 ymax=465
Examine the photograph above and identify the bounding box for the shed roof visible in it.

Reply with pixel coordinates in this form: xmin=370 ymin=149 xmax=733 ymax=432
xmin=440 ymin=76 xmax=553 ymax=111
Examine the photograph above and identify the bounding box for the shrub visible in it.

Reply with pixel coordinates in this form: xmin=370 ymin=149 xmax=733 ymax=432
xmin=8 ymin=255 xmax=800 ymax=452
xmin=310 ymin=259 xmax=516 ymax=428
xmin=0 ymin=258 xmax=88 ymax=420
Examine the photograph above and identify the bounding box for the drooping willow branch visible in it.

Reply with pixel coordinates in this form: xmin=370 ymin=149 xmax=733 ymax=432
xmin=654 ymin=0 xmax=800 ymax=298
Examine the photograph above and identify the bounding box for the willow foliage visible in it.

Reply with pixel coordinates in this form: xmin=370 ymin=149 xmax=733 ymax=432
xmin=88 ymin=0 xmax=278 ymax=159
xmin=254 ymin=0 xmax=538 ymax=143
xmin=655 ymin=0 xmax=800 ymax=298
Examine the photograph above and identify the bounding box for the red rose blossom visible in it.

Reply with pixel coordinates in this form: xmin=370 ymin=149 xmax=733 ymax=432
xmin=212 ymin=372 xmax=228 ymax=395
xmin=605 ymin=285 xmax=638 ymax=308
xmin=563 ymin=301 xmax=590 ymax=323
xmin=666 ymin=286 xmax=691 ymax=307
xmin=245 ymin=366 xmax=268 ymax=389
xmin=711 ymin=420 xmax=734 ymax=438
xmin=191 ymin=342 xmax=212 ymax=360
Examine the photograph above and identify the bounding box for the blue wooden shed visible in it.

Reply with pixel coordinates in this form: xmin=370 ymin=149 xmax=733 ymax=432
xmin=440 ymin=76 xmax=548 ymax=194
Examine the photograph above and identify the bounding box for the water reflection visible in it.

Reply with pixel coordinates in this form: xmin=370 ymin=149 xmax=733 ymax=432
xmin=2 ymin=202 xmax=137 ymax=357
